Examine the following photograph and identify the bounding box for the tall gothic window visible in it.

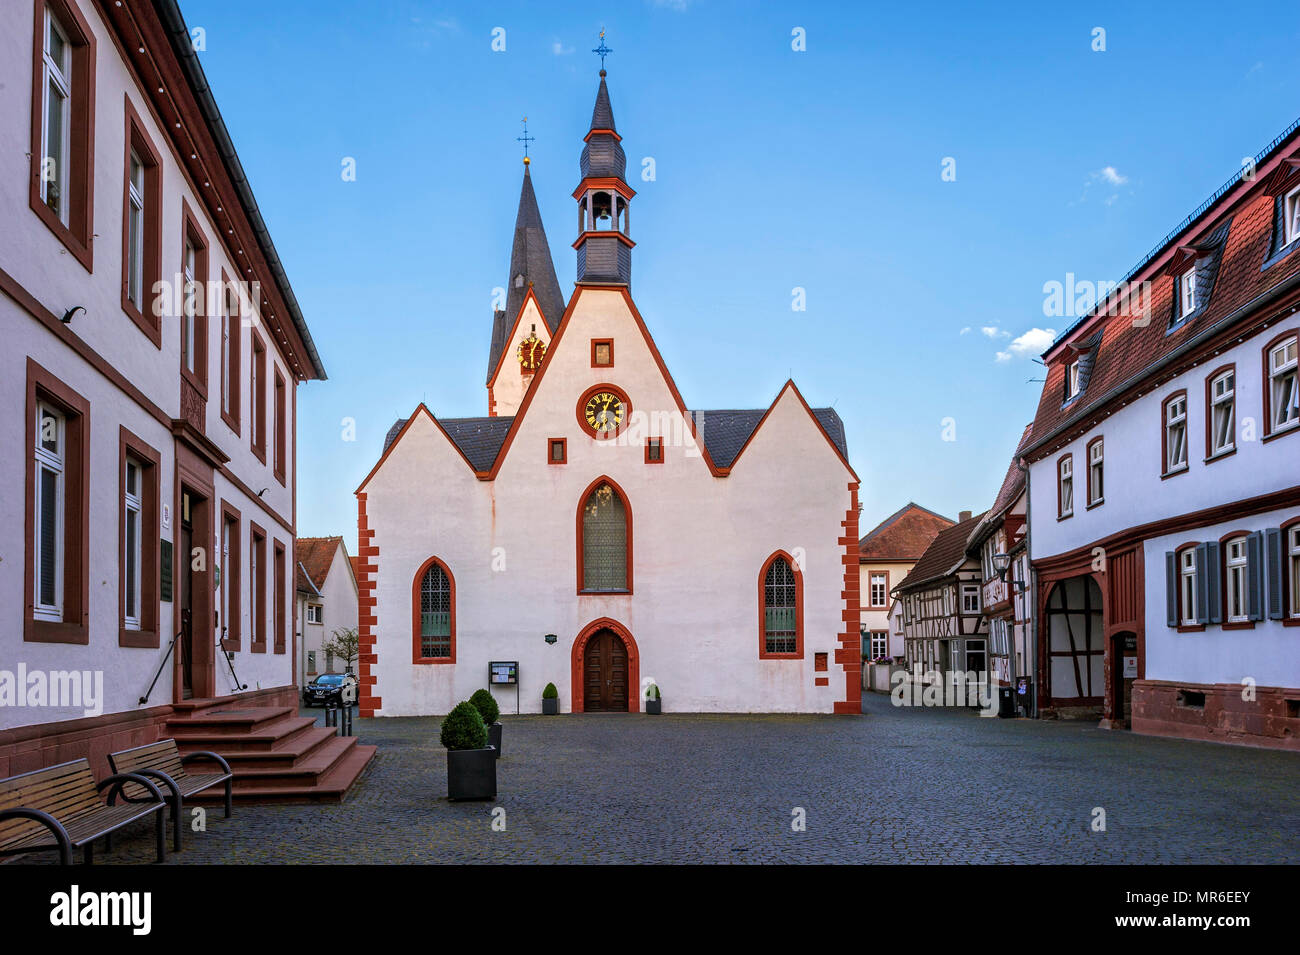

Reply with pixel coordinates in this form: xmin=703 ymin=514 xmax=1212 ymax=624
xmin=581 ymin=482 xmax=628 ymax=592
xmin=762 ymin=555 xmax=801 ymax=657
xmin=417 ymin=559 xmax=453 ymax=660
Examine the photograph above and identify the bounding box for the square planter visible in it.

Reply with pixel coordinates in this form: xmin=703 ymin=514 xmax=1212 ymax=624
xmin=446 ymin=746 xmax=497 ymax=800
xmin=488 ymin=721 xmax=503 ymax=758
xmin=542 ymin=698 xmax=559 ymax=715
xmin=645 ymin=699 xmax=662 ymax=715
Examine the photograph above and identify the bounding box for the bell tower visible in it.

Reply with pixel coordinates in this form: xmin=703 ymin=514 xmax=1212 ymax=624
xmin=574 ymin=37 xmax=634 ymax=288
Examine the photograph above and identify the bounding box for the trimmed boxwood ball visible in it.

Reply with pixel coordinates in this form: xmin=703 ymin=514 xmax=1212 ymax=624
xmin=440 ymin=701 xmax=489 ymax=751
xmin=542 ymin=682 xmax=559 ymax=699
xmin=646 ymin=684 xmax=660 ymax=701
xmin=469 ymin=688 xmax=500 ymax=725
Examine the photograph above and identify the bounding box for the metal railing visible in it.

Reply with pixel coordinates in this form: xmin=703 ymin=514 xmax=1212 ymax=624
xmin=139 ymin=632 xmax=183 ymax=705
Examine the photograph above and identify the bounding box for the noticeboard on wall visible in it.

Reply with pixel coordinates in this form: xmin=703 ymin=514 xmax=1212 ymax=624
xmin=489 ymin=661 xmax=518 ymax=686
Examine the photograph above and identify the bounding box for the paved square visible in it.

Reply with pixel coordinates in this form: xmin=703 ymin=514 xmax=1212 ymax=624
xmin=21 ymin=696 xmax=1300 ymax=864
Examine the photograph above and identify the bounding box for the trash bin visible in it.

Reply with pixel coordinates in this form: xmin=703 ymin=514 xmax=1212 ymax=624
xmin=998 ymin=685 xmax=1016 ymax=718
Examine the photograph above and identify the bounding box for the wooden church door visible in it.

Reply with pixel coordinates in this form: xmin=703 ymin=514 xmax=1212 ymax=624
xmin=584 ymin=630 xmax=628 ymax=711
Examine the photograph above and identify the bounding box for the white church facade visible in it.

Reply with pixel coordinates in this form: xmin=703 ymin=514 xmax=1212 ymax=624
xmin=356 ymin=70 xmax=862 ymax=716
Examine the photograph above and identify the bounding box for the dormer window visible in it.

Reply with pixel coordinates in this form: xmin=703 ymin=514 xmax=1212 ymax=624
xmin=1065 ymin=360 xmax=1080 ymax=401
xmin=1178 ymin=268 xmax=1197 ymax=316
xmin=1285 ymin=186 xmax=1300 ymax=248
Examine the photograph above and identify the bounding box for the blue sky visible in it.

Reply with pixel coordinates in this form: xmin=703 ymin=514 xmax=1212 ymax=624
xmin=184 ymin=0 xmax=1300 ymax=550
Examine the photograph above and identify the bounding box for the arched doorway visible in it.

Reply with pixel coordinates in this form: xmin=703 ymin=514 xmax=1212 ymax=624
xmin=1043 ymin=575 xmax=1105 ymax=713
xmin=571 ymin=618 xmax=640 ymax=712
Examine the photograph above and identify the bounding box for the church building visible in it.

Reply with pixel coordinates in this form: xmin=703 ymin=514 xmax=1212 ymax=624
xmin=355 ymin=67 xmax=861 ymax=715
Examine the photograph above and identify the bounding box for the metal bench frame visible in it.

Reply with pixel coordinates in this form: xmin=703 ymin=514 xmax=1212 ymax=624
xmin=109 ymin=740 xmax=233 ymax=852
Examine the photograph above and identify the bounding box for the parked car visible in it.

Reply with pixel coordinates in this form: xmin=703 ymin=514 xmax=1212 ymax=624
xmin=303 ymin=673 xmax=358 ymax=707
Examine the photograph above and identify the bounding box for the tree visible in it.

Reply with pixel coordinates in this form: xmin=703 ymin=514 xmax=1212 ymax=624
xmin=322 ymin=626 xmax=359 ymax=673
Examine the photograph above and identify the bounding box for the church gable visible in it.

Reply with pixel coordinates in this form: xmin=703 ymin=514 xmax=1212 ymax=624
xmin=357 ymin=405 xmax=489 ymax=495
xmin=487 ymin=286 xmax=556 ymax=417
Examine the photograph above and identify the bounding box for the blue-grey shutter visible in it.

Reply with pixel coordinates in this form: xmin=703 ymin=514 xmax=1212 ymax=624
xmin=1266 ymin=528 xmax=1284 ymax=620
xmin=1247 ymin=531 xmax=1264 ymax=621
xmin=1165 ymin=551 xmax=1178 ymax=627
xmin=1203 ymin=542 xmax=1222 ymax=624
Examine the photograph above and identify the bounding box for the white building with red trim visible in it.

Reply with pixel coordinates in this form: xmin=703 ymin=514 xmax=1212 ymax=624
xmin=356 ymin=70 xmax=861 ymax=716
xmin=1022 ymin=119 xmax=1300 ymax=747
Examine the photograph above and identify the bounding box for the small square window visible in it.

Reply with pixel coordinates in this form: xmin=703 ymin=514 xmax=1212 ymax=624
xmin=548 ymin=437 xmax=567 ymax=464
xmin=307 ymin=604 xmax=323 ymax=624
xmin=645 ymin=437 xmax=663 ymax=463
xmin=591 ymin=339 xmax=613 ymax=367
xmin=814 ymin=652 xmax=827 ymax=672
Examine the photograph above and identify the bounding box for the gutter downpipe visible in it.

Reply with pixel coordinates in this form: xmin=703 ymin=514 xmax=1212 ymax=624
xmin=1017 ymin=454 xmax=1038 ymax=718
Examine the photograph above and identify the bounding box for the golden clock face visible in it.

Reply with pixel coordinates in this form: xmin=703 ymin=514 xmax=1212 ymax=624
xmin=583 ymin=390 xmax=625 ymax=435
xmin=516 ymin=335 xmax=546 ymax=372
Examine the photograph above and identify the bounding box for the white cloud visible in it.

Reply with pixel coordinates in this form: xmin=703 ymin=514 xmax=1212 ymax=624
xmin=1097 ymin=166 xmax=1127 ymax=186
xmin=552 ymin=40 xmax=574 ymax=55
xmin=997 ymin=327 xmax=1057 ymax=362
xmin=959 ymin=326 xmax=971 ymax=335
xmin=981 ymin=325 xmax=1010 ymax=339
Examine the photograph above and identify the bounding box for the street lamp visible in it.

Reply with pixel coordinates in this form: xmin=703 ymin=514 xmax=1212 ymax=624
xmin=993 ymin=552 xmax=1026 ymax=594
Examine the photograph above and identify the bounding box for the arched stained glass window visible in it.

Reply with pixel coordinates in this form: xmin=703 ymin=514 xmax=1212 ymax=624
xmin=582 ymin=482 xmax=628 ymax=592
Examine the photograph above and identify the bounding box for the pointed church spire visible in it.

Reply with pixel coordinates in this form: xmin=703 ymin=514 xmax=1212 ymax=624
xmin=485 ymin=161 xmax=565 ymax=384
xmin=575 ymin=53 xmax=635 ymax=287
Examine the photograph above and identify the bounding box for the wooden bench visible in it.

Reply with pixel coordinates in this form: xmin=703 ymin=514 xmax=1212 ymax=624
xmin=109 ymin=739 xmax=233 ymax=852
xmin=0 ymin=759 xmax=167 ymax=864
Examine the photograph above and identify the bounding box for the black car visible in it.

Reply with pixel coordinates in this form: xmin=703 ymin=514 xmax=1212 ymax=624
xmin=303 ymin=673 xmax=358 ymax=707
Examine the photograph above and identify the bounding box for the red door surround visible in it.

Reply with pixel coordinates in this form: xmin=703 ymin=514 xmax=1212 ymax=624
xmin=571 ymin=617 xmax=640 ymax=713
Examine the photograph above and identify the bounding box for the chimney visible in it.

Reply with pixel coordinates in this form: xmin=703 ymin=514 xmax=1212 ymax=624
xmin=959 ymin=510 xmax=972 ymax=523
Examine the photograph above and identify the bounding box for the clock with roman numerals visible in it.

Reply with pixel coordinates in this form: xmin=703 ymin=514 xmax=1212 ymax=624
xmin=577 ymin=385 xmax=630 ymax=439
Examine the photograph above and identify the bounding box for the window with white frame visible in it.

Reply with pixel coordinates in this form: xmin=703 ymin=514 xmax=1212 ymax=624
xmin=1065 ymin=360 xmax=1081 ymax=401
xmin=961 ymin=583 xmax=980 ymax=614
xmin=1058 ymin=455 xmax=1073 ymax=517
xmin=1289 ymin=526 xmax=1300 ymax=620
xmin=1179 ymin=548 xmax=1198 ymax=626
xmin=123 ymin=456 xmax=142 ymax=630
xmin=182 ymin=239 xmax=198 ymax=375
xmin=1209 ymin=369 xmax=1235 ymax=455
xmin=1165 ymin=394 xmax=1188 ymax=473
xmin=869 ymin=572 xmax=887 ymax=608
xmin=34 ymin=402 xmax=65 ymax=621
xmin=990 ymin=617 xmax=1009 ymax=656
xmin=220 ymin=516 xmax=231 ymax=638
xmin=1179 ymin=268 xmax=1197 ymax=316
xmin=126 ymin=152 xmax=144 ymax=310
xmin=869 ymin=631 xmax=888 ymax=658
xmin=307 ymin=604 xmax=323 ymax=624
xmin=41 ymin=8 xmax=72 ymax=223
xmin=1268 ymin=336 xmax=1298 ymax=433
xmin=1224 ymin=536 xmax=1249 ymax=623
xmin=1087 ymin=438 xmax=1103 ymax=506
xmin=1285 ymin=186 xmax=1300 ymax=248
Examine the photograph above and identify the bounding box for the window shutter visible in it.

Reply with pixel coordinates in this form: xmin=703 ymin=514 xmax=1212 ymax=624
xmin=1165 ymin=551 xmax=1178 ymax=627
xmin=1246 ymin=531 xmax=1264 ymax=622
xmin=1265 ymin=528 xmax=1284 ymax=620
xmin=1202 ymin=542 xmax=1222 ymax=625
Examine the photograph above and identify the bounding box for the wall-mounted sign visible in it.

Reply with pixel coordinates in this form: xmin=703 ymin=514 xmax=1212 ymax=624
xmin=160 ymin=540 xmax=174 ymax=602
xmin=1015 ymin=676 xmax=1031 ymax=696
xmin=489 ymin=661 xmax=518 ymax=685
xmin=544 ymin=633 xmax=557 ymax=645
xmin=1122 ymin=656 xmax=1138 ymax=679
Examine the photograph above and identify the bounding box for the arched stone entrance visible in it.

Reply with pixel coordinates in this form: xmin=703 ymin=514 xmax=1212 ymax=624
xmin=571 ymin=617 xmax=640 ymax=712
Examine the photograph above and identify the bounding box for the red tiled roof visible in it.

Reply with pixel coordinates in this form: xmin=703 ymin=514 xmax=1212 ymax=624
xmin=296 ymin=536 xmax=342 ymax=593
xmin=1026 ymin=122 xmax=1300 ymax=458
xmin=858 ymin=502 xmax=954 ymax=561
xmin=894 ymin=512 xmax=985 ymax=593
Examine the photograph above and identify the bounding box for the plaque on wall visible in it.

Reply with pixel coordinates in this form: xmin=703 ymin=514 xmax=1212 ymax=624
xmin=160 ymin=539 xmax=174 ymax=602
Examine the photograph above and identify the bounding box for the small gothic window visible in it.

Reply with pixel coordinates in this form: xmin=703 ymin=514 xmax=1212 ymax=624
xmin=582 ymin=483 xmax=627 ymax=591
xmin=763 ymin=557 xmax=798 ymax=654
xmin=419 ymin=561 xmax=452 ymax=658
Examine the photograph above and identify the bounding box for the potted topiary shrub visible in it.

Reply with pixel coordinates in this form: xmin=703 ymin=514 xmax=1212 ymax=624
xmin=440 ymin=700 xmax=496 ymax=800
xmin=470 ymin=688 xmax=503 ymax=759
xmin=542 ymin=682 xmax=559 ymax=715
xmin=644 ymin=683 xmax=662 ymax=715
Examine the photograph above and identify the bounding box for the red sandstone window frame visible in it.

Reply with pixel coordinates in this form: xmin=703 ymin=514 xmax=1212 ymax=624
xmin=1218 ymin=530 xmax=1254 ymax=631
xmin=1261 ymin=330 xmax=1299 ymax=442
xmin=273 ymin=539 xmax=286 ymax=653
xmin=219 ymin=270 xmax=242 ymax=435
xmin=250 ymin=330 xmax=267 ymax=462
xmin=1085 ymin=436 xmax=1104 ymax=509
xmin=179 ymin=199 xmax=210 ymax=397
xmin=1281 ymin=516 xmax=1300 ymax=627
xmin=1174 ymin=541 xmax=1204 ymax=633
xmin=1056 ymin=453 xmax=1073 ymax=520
xmin=644 ymin=436 xmax=663 ymax=464
xmin=591 ymin=338 xmax=614 ymax=368
xmin=25 ymin=358 xmax=89 ymax=646
xmin=576 ymin=475 xmax=633 ymax=595
xmin=273 ymin=368 xmax=286 ymax=485
xmin=758 ymin=550 xmax=804 ymax=660
xmin=411 ymin=556 xmax=456 ymax=665
xmin=120 ymin=97 xmax=162 ymax=345
xmin=547 ymin=437 xmax=567 ymax=464
xmin=250 ymin=522 xmax=267 ymax=652
xmin=868 ymin=570 xmax=889 ymax=608
xmin=1203 ymin=363 xmax=1237 ymax=462
xmin=118 ymin=426 xmax=160 ymax=648
xmin=29 ymin=0 xmax=96 ymax=272
xmin=220 ymin=500 xmax=241 ymax=651
xmin=1161 ymin=390 xmax=1189 ymax=478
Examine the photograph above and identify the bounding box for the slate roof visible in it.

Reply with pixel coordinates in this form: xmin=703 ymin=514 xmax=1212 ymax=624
xmin=893 ymin=512 xmax=985 ymax=594
xmin=1026 ymin=118 xmax=1300 ymax=459
xmin=689 ymin=408 xmax=847 ymax=469
xmin=382 ymin=406 xmax=849 ymax=474
xmin=858 ymin=502 xmax=955 ymax=561
xmin=295 ymin=537 xmax=341 ymax=594
xmin=591 ymin=74 xmax=616 ymax=131
xmin=486 ymin=166 xmax=567 ymax=383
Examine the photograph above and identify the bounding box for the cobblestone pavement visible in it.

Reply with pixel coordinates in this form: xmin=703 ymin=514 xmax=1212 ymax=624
xmin=18 ymin=695 xmax=1300 ymax=863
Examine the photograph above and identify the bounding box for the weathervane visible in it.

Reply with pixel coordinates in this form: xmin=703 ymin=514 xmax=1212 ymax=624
xmin=517 ymin=116 xmax=535 ymax=164
xmin=592 ymin=29 xmax=612 ymax=72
